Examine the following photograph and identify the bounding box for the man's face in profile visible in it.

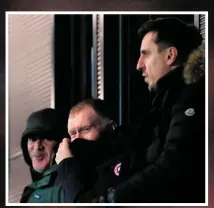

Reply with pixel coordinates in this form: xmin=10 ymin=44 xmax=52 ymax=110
xmin=136 ymin=31 xmax=173 ymax=91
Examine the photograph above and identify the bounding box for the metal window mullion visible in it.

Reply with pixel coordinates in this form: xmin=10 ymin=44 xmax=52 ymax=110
xmin=200 ymin=14 xmax=206 ymax=44
xmin=92 ymin=14 xmax=104 ymax=100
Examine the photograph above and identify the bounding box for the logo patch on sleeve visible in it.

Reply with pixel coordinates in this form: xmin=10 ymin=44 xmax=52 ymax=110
xmin=114 ymin=162 xmax=121 ymax=176
xmin=34 ymin=194 xmax=41 ymax=199
xmin=185 ymin=108 xmax=195 ymax=116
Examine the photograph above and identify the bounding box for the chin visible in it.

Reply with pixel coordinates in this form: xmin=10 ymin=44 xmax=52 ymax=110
xmin=34 ymin=165 xmax=50 ymax=173
xmin=32 ymin=161 xmax=50 ymax=173
xmin=34 ymin=168 xmax=45 ymax=173
xmin=148 ymin=83 xmax=157 ymax=92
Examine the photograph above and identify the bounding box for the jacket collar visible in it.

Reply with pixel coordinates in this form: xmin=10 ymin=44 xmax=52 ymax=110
xmin=27 ymin=165 xmax=58 ymax=189
xmin=152 ymin=66 xmax=184 ymax=108
xmin=43 ymin=164 xmax=58 ymax=176
xmin=155 ymin=66 xmax=184 ymax=93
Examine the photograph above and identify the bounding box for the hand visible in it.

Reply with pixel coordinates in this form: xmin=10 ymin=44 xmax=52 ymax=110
xmin=55 ymin=138 xmax=73 ymax=164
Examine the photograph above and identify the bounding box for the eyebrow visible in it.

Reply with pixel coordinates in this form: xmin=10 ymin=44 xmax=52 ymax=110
xmin=69 ymin=124 xmax=94 ymax=133
xmin=140 ymin=49 xmax=149 ymax=55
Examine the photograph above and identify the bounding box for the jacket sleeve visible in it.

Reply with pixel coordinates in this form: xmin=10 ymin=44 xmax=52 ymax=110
xmin=107 ymin=87 xmax=205 ymax=202
xmin=57 ymin=157 xmax=95 ymax=202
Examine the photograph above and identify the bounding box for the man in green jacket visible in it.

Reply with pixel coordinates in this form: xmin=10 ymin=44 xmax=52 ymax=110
xmin=20 ymin=108 xmax=67 ymax=203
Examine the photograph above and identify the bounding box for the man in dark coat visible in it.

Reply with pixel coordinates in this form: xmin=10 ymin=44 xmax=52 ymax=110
xmin=105 ymin=17 xmax=205 ymax=203
xmin=55 ymin=98 xmax=121 ymax=202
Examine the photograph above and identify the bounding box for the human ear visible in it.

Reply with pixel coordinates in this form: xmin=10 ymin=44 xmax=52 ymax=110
xmin=166 ymin=47 xmax=178 ymax=66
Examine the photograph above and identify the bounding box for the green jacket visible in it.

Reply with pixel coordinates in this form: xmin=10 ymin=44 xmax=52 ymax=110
xmin=20 ymin=164 xmax=65 ymax=203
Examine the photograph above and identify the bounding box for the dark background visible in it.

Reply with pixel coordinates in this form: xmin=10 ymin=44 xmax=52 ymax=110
xmin=0 ymin=1 xmax=213 ymax=208
xmin=54 ymin=14 xmax=196 ymax=126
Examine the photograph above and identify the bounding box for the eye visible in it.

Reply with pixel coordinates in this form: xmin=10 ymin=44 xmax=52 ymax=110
xmin=28 ymin=137 xmax=39 ymax=142
xmin=81 ymin=127 xmax=91 ymax=133
xmin=70 ymin=132 xmax=76 ymax=137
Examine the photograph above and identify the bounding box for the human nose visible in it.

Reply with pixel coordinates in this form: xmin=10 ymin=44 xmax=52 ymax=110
xmin=34 ymin=140 xmax=43 ymax=150
xmin=136 ymin=55 xmax=145 ymax=71
xmin=71 ymin=132 xmax=81 ymax=142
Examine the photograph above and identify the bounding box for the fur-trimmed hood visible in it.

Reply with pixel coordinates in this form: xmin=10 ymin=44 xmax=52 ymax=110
xmin=183 ymin=44 xmax=205 ymax=84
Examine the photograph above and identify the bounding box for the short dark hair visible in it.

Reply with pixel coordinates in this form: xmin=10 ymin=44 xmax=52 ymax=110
xmin=138 ymin=17 xmax=203 ymax=65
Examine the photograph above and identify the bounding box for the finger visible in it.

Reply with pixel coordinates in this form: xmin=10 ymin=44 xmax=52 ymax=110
xmin=62 ymin=138 xmax=70 ymax=146
xmin=55 ymin=153 xmax=59 ymax=164
xmin=63 ymin=138 xmax=70 ymax=142
xmin=58 ymin=141 xmax=63 ymax=148
xmin=56 ymin=146 xmax=61 ymax=154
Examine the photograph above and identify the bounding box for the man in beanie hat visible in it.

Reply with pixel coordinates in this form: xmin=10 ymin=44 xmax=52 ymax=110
xmin=20 ymin=108 xmax=67 ymax=203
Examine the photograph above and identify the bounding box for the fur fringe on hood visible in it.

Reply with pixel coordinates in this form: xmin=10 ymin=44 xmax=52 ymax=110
xmin=183 ymin=43 xmax=205 ymax=84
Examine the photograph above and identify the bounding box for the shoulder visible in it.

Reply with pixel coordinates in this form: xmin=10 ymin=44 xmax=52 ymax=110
xmin=172 ymin=79 xmax=205 ymax=115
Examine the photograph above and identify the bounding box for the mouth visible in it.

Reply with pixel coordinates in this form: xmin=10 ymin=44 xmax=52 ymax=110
xmin=142 ymin=73 xmax=148 ymax=81
xmin=34 ymin=154 xmax=45 ymax=160
xmin=142 ymin=72 xmax=147 ymax=77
